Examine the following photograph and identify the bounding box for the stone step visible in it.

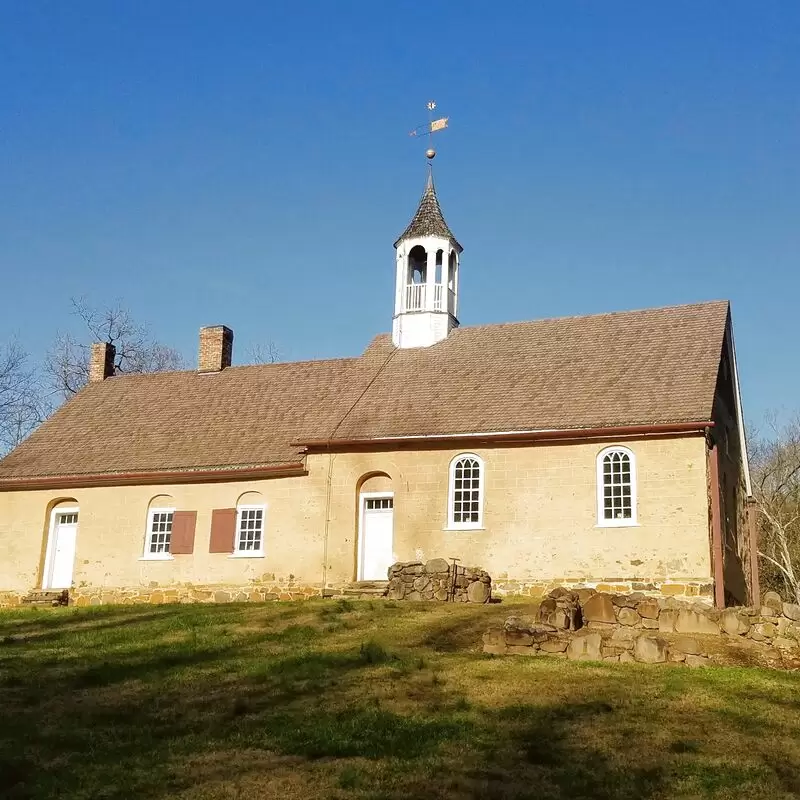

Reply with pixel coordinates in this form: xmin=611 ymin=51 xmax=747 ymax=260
xmin=340 ymin=581 xmax=389 ymax=598
xmin=350 ymin=581 xmax=389 ymax=590
xmin=22 ymin=590 xmax=69 ymax=607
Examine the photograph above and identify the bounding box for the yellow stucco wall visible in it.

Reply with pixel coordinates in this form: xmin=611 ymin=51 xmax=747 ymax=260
xmin=0 ymin=435 xmax=712 ymax=597
xmin=0 ymin=474 xmax=327 ymax=595
xmin=322 ymin=436 xmax=712 ymax=589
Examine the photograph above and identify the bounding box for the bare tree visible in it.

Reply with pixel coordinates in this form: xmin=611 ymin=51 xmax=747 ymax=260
xmin=751 ymin=415 xmax=800 ymax=603
xmin=45 ymin=298 xmax=186 ymax=400
xmin=0 ymin=339 xmax=43 ymax=454
xmin=247 ymin=341 xmax=281 ymax=364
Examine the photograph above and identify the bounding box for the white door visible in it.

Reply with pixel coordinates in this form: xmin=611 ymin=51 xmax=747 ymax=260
xmin=44 ymin=510 xmax=79 ymax=590
xmin=359 ymin=495 xmax=394 ymax=581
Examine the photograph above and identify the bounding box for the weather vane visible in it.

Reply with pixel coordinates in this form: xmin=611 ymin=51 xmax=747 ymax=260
xmin=409 ymin=101 xmax=449 ymax=164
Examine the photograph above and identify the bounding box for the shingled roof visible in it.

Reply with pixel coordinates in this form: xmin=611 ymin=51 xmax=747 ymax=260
xmin=394 ymin=173 xmax=463 ymax=252
xmin=0 ymin=301 xmax=729 ymax=483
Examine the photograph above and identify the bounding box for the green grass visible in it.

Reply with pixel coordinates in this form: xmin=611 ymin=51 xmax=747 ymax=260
xmin=1 ymin=599 xmax=799 ymax=799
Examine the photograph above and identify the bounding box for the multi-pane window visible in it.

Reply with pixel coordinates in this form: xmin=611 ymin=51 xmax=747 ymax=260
xmin=449 ymin=454 xmax=484 ymax=528
xmin=146 ymin=509 xmax=174 ymax=556
xmin=236 ymin=506 xmax=265 ymax=554
xmin=58 ymin=512 xmax=78 ymax=525
xmin=597 ymin=447 xmax=637 ymax=525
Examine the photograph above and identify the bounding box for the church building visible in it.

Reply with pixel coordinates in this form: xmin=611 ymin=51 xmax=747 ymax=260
xmin=0 ymin=168 xmax=754 ymax=607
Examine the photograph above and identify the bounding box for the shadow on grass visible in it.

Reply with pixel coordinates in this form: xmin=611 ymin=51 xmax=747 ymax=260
xmin=414 ymin=603 xmax=521 ymax=652
xmin=0 ymin=604 xmax=179 ymax=637
xmin=462 ymin=700 xmax=664 ymax=799
xmin=1 ymin=603 xmax=799 ymax=799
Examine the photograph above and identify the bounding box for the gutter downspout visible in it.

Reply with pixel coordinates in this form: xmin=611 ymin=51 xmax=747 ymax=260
xmin=321 ymin=445 xmax=334 ymax=597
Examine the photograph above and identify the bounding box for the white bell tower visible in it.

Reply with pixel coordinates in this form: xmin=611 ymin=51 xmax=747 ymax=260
xmin=392 ymin=171 xmax=463 ymax=348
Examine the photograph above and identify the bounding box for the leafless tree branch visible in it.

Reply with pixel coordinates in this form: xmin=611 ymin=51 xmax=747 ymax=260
xmin=0 ymin=339 xmax=44 ymax=454
xmin=44 ymin=297 xmax=186 ymax=400
xmin=246 ymin=341 xmax=281 ymax=365
xmin=751 ymin=415 xmax=800 ymax=604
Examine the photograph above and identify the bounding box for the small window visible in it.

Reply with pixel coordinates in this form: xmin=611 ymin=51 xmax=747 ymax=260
xmin=448 ymin=454 xmax=484 ymax=529
xmin=144 ymin=508 xmax=175 ymax=558
xmin=365 ymin=497 xmax=393 ymax=510
xmin=235 ymin=505 xmax=265 ymax=555
xmin=597 ymin=447 xmax=637 ymax=526
xmin=58 ymin=512 xmax=78 ymax=525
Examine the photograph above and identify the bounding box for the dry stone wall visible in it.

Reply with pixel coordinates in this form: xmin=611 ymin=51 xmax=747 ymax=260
xmin=484 ymin=589 xmax=800 ymax=669
xmin=386 ymin=559 xmax=492 ymax=603
xmin=492 ymin=578 xmax=712 ymax=599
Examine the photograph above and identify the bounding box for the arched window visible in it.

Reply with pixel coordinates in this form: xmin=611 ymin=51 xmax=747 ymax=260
xmin=234 ymin=491 xmax=266 ymax=557
xmin=448 ymin=454 xmax=484 ymax=529
xmin=597 ymin=447 xmax=637 ymax=526
xmin=143 ymin=494 xmax=175 ymax=559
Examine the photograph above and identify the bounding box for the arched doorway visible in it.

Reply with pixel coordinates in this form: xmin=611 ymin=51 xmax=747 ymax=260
xmin=42 ymin=499 xmax=79 ymax=590
xmin=357 ymin=473 xmax=394 ymax=581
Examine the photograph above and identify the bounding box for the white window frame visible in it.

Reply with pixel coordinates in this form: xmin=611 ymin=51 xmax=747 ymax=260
xmin=141 ymin=507 xmax=176 ymax=561
xmin=446 ymin=453 xmax=485 ymax=530
xmin=231 ymin=504 xmax=266 ymax=558
xmin=596 ymin=446 xmax=638 ymax=527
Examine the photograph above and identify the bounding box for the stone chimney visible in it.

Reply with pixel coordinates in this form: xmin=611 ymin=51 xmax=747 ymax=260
xmin=198 ymin=325 xmax=233 ymax=372
xmin=89 ymin=342 xmax=116 ymax=383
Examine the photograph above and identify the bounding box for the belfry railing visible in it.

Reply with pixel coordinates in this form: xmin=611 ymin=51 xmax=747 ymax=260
xmin=405 ymin=283 xmax=426 ymax=310
xmin=404 ymin=283 xmax=453 ymax=312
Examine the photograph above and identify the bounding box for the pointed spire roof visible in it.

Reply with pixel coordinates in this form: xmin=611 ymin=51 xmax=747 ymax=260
xmin=394 ymin=172 xmax=463 ymax=252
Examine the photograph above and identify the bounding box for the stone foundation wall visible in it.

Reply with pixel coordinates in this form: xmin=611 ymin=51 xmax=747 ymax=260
xmin=492 ymin=578 xmax=712 ymax=600
xmin=484 ymin=589 xmax=800 ymax=669
xmin=386 ymin=559 xmax=491 ymax=603
xmin=0 ymin=583 xmax=322 ymax=608
xmin=0 ymin=591 xmax=31 ymax=608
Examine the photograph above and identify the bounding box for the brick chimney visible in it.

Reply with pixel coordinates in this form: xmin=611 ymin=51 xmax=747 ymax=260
xmin=198 ymin=325 xmax=233 ymax=372
xmin=89 ymin=342 xmax=116 ymax=383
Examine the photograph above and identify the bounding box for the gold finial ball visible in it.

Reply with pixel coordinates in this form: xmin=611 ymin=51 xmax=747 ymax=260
xmin=426 ymin=148 xmax=436 ymax=160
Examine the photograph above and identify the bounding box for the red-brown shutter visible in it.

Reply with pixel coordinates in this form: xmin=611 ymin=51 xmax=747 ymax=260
xmin=169 ymin=511 xmax=197 ymax=555
xmin=209 ymin=508 xmax=237 ymax=553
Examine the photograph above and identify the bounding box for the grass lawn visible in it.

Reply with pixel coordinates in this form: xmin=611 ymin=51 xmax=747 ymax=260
xmin=1 ymin=599 xmax=799 ymax=799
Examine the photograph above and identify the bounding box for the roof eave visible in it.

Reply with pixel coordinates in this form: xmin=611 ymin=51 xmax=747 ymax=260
xmin=393 ymin=233 xmax=463 ymax=252
xmin=0 ymin=462 xmax=308 ymax=492
xmin=294 ymin=421 xmax=714 ymax=452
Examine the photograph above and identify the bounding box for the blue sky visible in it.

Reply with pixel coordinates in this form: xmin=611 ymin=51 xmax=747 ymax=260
xmin=1 ymin=1 xmax=798 ymax=424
